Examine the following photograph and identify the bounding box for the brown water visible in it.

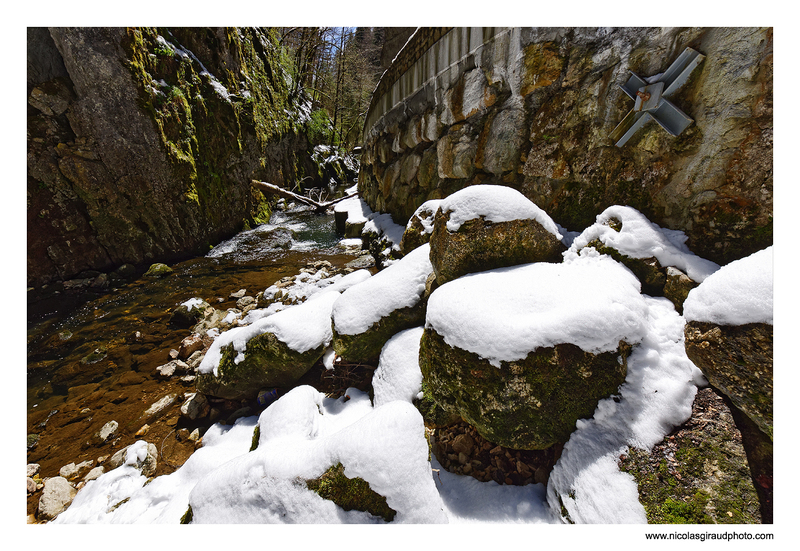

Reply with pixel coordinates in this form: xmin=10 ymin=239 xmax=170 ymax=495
xmin=26 ymin=206 xmax=362 ymax=519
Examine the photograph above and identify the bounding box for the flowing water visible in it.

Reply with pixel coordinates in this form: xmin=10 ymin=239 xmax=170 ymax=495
xmin=26 ymin=200 xmax=364 ymax=517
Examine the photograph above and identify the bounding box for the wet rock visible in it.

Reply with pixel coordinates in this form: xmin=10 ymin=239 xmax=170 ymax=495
xmin=180 ymin=392 xmax=209 ymax=421
xmin=155 ymin=359 xmax=189 ymax=378
xmin=144 ymin=263 xmax=173 ymax=278
xmin=140 ymin=393 xmax=179 ymax=423
xmin=59 ymin=460 xmax=93 ymax=481
xmin=178 ymin=334 xmax=205 ymax=359
xmin=230 ymin=289 xmax=247 ymax=299
xmin=88 ymin=420 xmax=118 ymax=446
xmin=170 ymin=300 xmax=210 ymax=328
xmin=37 ymin=476 xmax=77 ymax=520
xmin=27 ymin=477 xmax=38 ymax=495
xmin=27 ymin=464 xmax=41 ymax=478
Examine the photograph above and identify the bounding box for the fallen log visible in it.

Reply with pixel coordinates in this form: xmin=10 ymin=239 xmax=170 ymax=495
xmin=251 ymin=180 xmax=358 ymax=212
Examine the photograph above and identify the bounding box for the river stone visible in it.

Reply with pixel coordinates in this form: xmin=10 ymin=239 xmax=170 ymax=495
xmin=59 ymin=460 xmax=93 ymax=481
xmin=144 ymin=263 xmax=173 ymax=277
xmin=419 ymin=328 xmax=630 ymax=450
xmin=428 ymin=202 xmax=565 ymax=286
xmin=140 ymin=394 xmax=179 ymax=423
xmin=180 ymin=392 xmax=209 ymax=420
xmin=170 ymin=300 xmax=210 ymax=327
xmin=38 ymin=476 xmax=77 ymax=520
xmin=684 ymin=321 xmax=773 ymax=440
xmin=108 ymin=442 xmax=158 ymax=477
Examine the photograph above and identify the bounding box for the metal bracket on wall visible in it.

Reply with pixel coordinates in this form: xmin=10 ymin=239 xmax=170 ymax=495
xmin=610 ymin=47 xmax=705 ymax=147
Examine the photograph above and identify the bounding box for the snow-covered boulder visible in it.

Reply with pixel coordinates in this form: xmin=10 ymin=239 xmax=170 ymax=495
xmin=420 ymin=253 xmax=649 ymax=450
xmin=332 ymin=244 xmax=434 ymax=363
xmin=565 ymin=205 xmax=720 ymax=300
xmin=683 ymin=246 xmax=773 ymax=439
xmin=196 ymin=270 xmax=370 ymax=400
xmin=399 ymin=199 xmax=441 ymax=254
xmin=428 ymin=185 xmax=565 ymax=285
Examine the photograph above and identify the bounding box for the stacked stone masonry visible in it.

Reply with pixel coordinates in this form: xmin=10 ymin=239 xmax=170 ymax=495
xmin=358 ymin=27 xmax=772 ymax=266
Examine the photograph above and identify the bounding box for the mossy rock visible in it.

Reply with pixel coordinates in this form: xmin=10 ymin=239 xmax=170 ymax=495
xmin=413 ymin=380 xmax=461 ymax=428
xmin=306 ymin=463 xmax=396 ymax=522
xmin=684 ymin=322 xmax=773 ymax=440
xmin=170 ymin=301 xmax=209 ymax=327
xmin=332 ymin=301 xmax=427 ymax=365
xmin=144 ymin=263 xmax=174 ymax=278
xmin=196 ymin=332 xmax=324 ymax=401
xmin=429 ymin=211 xmax=565 ymax=285
xmin=619 ymin=387 xmax=763 ymax=524
xmin=586 ymin=238 xmax=667 ymax=296
xmin=419 ymin=327 xmax=629 ymax=450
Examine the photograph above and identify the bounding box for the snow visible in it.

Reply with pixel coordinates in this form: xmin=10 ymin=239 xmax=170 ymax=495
xmin=566 ymin=205 xmax=720 ymax=282
xmin=332 ymin=244 xmax=433 ymax=336
xmin=438 ymin=184 xmax=562 ymax=239
xmin=426 ymin=251 xmax=649 ymax=367
xmin=363 ymin=211 xmax=405 ymax=250
xmin=683 ymin=246 xmax=773 ymax=325
xmin=180 ymin=297 xmax=204 ymax=311
xmin=548 ymin=296 xmax=703 ymax=523
xmin=408 ymin=199 xmax=443 ymax=236
xmin=372 ymin=327 xmax=425 ymax=407
xmin=333 ymin=194 xmax=373 ymax=224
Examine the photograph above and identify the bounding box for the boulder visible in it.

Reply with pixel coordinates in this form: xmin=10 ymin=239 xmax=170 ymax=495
xmin=565 ymin=206 xmax=720 ymax=298
xmin=684 ymin=322 xmax=773 ymax=439
xmin=428 ymin=185 xmax=565 ymax=285
xmin=683 ymin=247 xmax=773 ymax=439
xmin=332 ymin=244 xmax=433 ymax=363
xmin=399 ymin=200 xmax=442 ymax=255
xmin=144 ymin=263 xmax=173 ymax=278
xmin=180 ymin=392 xmax=210 ymax=421
xmin=170 ymin=298 xmax=210 ymax=327
xmin=37 ymin=476 xmax=77 ymax=520
xmin=196 ymin=272 xmax=370 ymax=400
xmin=420 ymin=255 xmax=648 ymax=450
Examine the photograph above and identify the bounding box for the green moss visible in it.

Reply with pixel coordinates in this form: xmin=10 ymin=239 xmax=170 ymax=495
xmin=250 ymin=425 xmax=261 ymax=451
xmin=659 ymin=493 xmax=712 ymax=524
xmin=180 ymin=505 xmax=193 ymax=524
xmin=305 ymin=463 xmax=396 ymax=522
xmin=419 ymin=328 xmax=629 ymax=450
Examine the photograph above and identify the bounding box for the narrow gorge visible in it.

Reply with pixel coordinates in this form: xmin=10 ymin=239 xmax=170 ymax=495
xmin=27 ymin=26 xmax=773 ymax=532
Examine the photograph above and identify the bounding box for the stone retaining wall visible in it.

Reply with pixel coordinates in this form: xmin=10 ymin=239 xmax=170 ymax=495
xmin=358 ymin=27 xmax=772 ymax=265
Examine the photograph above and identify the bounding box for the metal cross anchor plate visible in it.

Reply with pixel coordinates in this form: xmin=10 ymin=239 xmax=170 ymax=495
xmin=610 ymin=47 xmax=705 ymax=147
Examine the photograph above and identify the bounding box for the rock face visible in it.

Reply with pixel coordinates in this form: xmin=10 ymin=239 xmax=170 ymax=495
xmin=359 ymin=27 xmax=772 ymax=267
xmin=684 ymin=322 xmax=773 ymax=439
xmin=27 ymin=27 xmax=320 ymax=288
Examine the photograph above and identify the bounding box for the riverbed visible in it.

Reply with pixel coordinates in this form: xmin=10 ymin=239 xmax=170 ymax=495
xmin=26 ymin=200 xmax=366 ymax=518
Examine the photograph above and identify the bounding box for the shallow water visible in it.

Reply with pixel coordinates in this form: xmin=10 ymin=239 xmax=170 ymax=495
xmin=26 ymin=202 xmax=362 ymax=516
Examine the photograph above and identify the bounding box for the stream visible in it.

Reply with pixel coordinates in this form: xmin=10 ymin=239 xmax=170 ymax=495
xmin=26 ymin=196 xmax=366 ymax=517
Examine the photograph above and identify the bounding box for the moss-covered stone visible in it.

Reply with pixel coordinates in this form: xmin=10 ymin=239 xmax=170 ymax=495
xmin=332 ymin=301 xmax=427 ymax=365
xmin=143 ymin=263 xmax=173 ymax=278
xmin=419 ymin=327 xmax=629 ymax=450
xmin=429 ymin=211 xmax=566 ymax=285
xmin=684 ymin=322 xmax=773 ymax=440
xmin=619 ymin=387 xmax=762 ymax=524
xmin=586 ymin=238 xmax=666 ymax=296
xmin=196 ymin=332 xmax=324 ymax=400
xmin=305 ymin=463 xmax=396 ymax=522
xmin=663 ymin=266 xmax=699 ymax=314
